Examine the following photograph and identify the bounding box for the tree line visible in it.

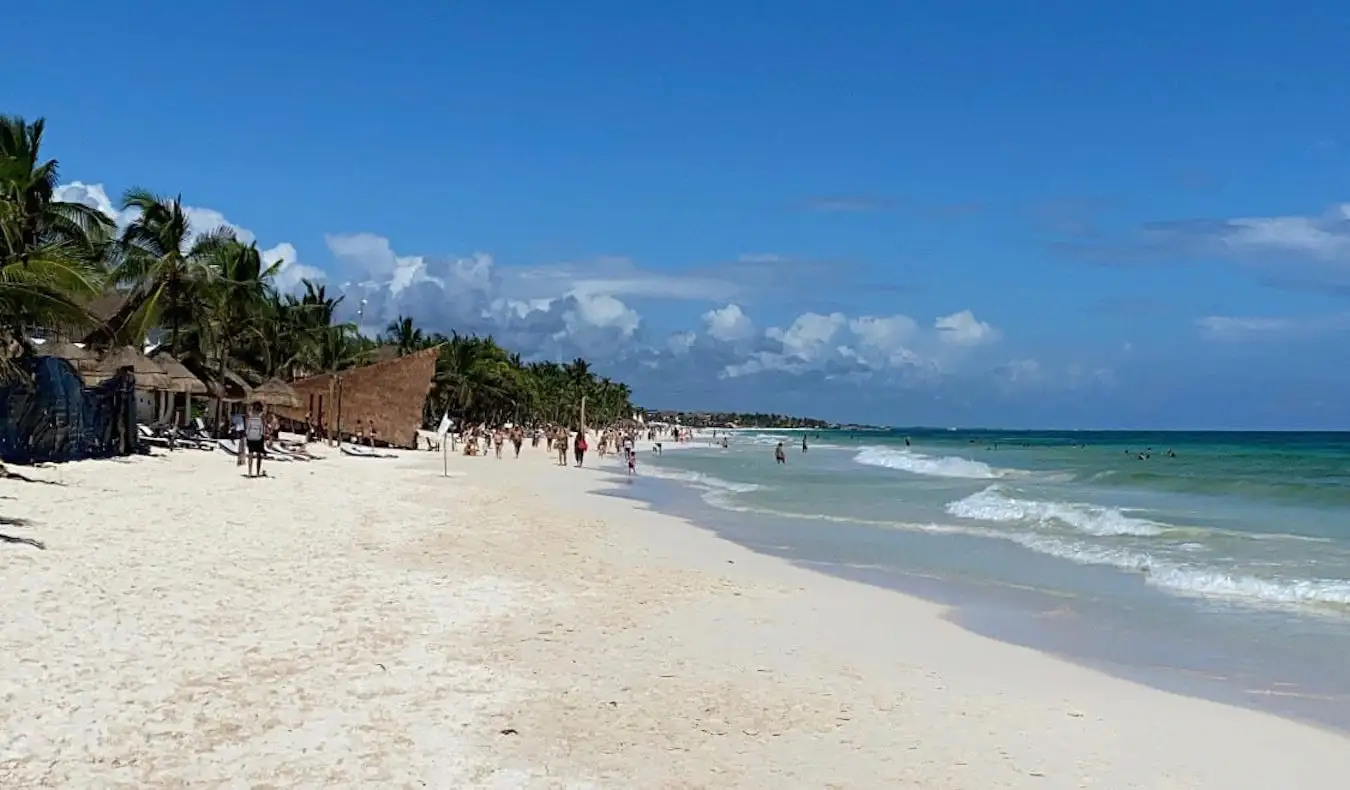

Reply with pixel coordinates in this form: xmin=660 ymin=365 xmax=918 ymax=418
xmin=644 ymin=410 xmax=830 ymax=429
xmin=1 ymin=114 xmax=636 ymax=429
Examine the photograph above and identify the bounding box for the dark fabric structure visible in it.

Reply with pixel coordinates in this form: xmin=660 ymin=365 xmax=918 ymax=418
xmin=0 ymin=356 xmax=136 ymax=464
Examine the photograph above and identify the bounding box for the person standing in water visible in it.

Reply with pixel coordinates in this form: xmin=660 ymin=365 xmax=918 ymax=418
xmin=801 ymin=435 xmax=808 ymax=453
xmin=775 ymin=442 xmax=787 ymax=464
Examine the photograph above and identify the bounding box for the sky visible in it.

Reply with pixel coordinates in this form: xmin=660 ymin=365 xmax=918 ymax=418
xmin=10 ymin=1 xmax=1350 ymax=429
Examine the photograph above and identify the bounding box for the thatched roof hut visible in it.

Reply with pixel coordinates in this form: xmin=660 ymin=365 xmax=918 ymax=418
xmin=37 ymin=341 xmax=96 ymax=374
xmin=147 ymin=352 xmax=207 ymax=395
xmin=253 ymin=378 xmax=301 ymax=409
xmin=90 ymin=346 xmax=172 ymax=390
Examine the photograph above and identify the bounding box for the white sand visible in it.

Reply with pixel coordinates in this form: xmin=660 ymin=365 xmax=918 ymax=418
xmin=2 ymin=441 xmax=1349 ymax=788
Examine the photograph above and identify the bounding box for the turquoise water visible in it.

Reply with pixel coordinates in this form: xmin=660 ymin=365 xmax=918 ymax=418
xmin=636 ymin=428 xmax=1350 ymax=727
xmin=649 ymin=429 xmax=1350 ymax=613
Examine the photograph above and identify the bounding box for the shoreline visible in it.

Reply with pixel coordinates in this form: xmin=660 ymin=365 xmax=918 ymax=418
xmin=631 ymin=456 xmax=1350 ymax=735
xmin=3 ymin=442 xmax=1349 ymax=787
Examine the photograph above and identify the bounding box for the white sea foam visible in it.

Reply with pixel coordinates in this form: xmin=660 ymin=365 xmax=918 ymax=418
xmin=853 ymin=447 xmax=1000 ymax=480
xmin=1006 ymin=533 xmax=1350 ymax=610
xmin=641 ymin=466 xmax=761 ymax=501
xmin=947 ymin=485 xmax=1165 ymax=537
xmin=646 ymin=457 xmax=1350 ymax=614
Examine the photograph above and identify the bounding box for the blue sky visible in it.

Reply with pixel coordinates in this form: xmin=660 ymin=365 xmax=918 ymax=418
xmin=11 ymin=1 xmax=1350 ymax=428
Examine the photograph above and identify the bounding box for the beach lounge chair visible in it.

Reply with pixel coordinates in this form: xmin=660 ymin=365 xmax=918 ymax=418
xmin=340 ymin=444 xmax=396 ymax=459
xmin=278 ymin=441 xmax=323 ymax=460
xmin=137 ymin=424 xmax=171 ymax=448
xmin=217 ymin=438 xmax=241 ymax=456
xmin=265 ymin=441 xmax=308 ymax=461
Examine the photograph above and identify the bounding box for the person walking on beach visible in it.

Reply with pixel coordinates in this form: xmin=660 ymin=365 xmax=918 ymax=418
xmin=775 ymin=442 xmax=787 ymax=465
xmin=554 ymin=428 xmax=569 ymax=466
xmin=573 ymin=430 xmax=588 ymax=467
xmin=244 ymin=401 xmax=267 ymax=478
xmin=511 ymin=426 xmax=524 ymax=458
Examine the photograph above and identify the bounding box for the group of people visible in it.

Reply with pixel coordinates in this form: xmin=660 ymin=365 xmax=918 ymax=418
xmin=452 ymin=422 xmax=646 ymax=475
xmin=460 ymin=425 xmax=529 ymax=458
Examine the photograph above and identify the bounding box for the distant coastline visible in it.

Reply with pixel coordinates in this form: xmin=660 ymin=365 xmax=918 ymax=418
xmin=643 ymin=409 xmax=883 ymax=431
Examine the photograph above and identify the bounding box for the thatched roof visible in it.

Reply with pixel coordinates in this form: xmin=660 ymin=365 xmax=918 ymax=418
xmin=37 ymin=341 xmax=96 ymax=372
xmin=90 ymin=346 xmax=172 ymax=390
xmin=147 ymin=351 xmax=207 ymax=395
xmin=175 ymin=355 xmax=252 ymax=401
xmin=253 ymin=378 xmax=300 ymax=408
xmin=79 ymin=291 xmax=138 ymax=348
xmin=87 ymin=292 xmax=130 ymax=323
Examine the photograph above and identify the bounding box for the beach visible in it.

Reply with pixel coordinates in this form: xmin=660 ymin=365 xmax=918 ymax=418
xmin=3 ymin=442 xmax=1349 ymax=788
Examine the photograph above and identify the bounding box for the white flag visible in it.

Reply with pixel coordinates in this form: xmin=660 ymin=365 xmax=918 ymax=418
xmin=436 ymin=412 xmax=452 ymax=437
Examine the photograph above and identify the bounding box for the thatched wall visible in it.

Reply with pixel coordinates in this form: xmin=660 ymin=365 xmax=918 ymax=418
xmin=274 ymin=346 xmax=439 ymax=448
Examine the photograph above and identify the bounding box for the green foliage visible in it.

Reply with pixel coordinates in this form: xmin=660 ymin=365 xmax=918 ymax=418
xmin=375 ymin=317 xmax=636 ymax=429
xmin=2 ymin=114 xmax=638 ymax=425
xmin=0 ymin=115 xmax=112 ymax=364
xmin=644 ymin=410 xmax=829 ymax=429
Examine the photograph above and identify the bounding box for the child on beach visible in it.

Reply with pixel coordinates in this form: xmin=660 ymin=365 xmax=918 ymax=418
xmin=627 ymin=448 xmax=636 ymax=476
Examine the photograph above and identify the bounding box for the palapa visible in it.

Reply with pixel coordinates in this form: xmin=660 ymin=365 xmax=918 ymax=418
xmin=90 ymin=346 xmax=173 ymax=390
xmin=252 ymin=378 xmax=301 ymax=409
xmin=38 ymin=341 xmax=97 ymax=373
xmin=151 ymin=353 xmax=208 ymax=395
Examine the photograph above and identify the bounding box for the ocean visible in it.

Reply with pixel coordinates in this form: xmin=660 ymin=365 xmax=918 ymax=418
xmin=629 ymin=428 xmax=1350 ymax=731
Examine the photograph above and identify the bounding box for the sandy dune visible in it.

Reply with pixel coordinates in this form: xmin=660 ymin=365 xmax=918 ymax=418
xmin=2 ymin=441 xmax=1348 ymax=788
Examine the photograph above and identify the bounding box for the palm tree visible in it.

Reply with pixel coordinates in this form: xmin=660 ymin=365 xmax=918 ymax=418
xmin=112 ymin=189 xmax=233 ymax=354
xmin=0 ymin=115 xmax=112 ymax=361
xmin=4 ymin=115 xmax=643 ymax=435
xmin=198 ymin=239 xmax=278 ymax=426
xmin=384 ymin=315 xmax=425 ymax=356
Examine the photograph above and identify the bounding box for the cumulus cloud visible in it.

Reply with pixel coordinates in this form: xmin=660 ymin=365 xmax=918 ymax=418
xmin=55 ymin=182 xmax=1040 ymax=403
xmin=54 ymin=181 xmax=323 ymax=291
xmin=702 ymin=304 xmax=756 ymax=342
xmin=711 ymin=307 xmax=998 ymax=382
xmin=935 ymin=309 xmax=1000 ymax=346
xmin=318 ymin=233 xmax=752 ymax=359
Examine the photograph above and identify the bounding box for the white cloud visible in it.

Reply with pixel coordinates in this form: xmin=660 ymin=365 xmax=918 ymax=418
xmin=714 ymin=307 xmax=997 ymax=381
xmin=1194 ymin=313 xmax=1350 ymax=342
xmin=667 ymin=331 xmax=697 ymax=354
xmin=702 ymin=303 xmax=755 ymax=342
xmin=993 ymin=358 xmax=1044 ymax=390
xmin=1213 ymin=205 xmax=1350 ymax=261
xmin=53 ymin=181 xmax=124 ymax=223
xmin=55 ymin=182 xmax=1036 ymax=399
xmin=935 ymin=309 xmax=1000 ymax=346
xmin=55 ymin=181 xmax=320 ymax=292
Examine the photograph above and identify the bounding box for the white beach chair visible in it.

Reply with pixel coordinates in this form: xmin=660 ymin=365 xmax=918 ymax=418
xmin=137 ymin=424 xmax=171 ymax=448
xmin=340 ymin=443 xmax=395 ymax=459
